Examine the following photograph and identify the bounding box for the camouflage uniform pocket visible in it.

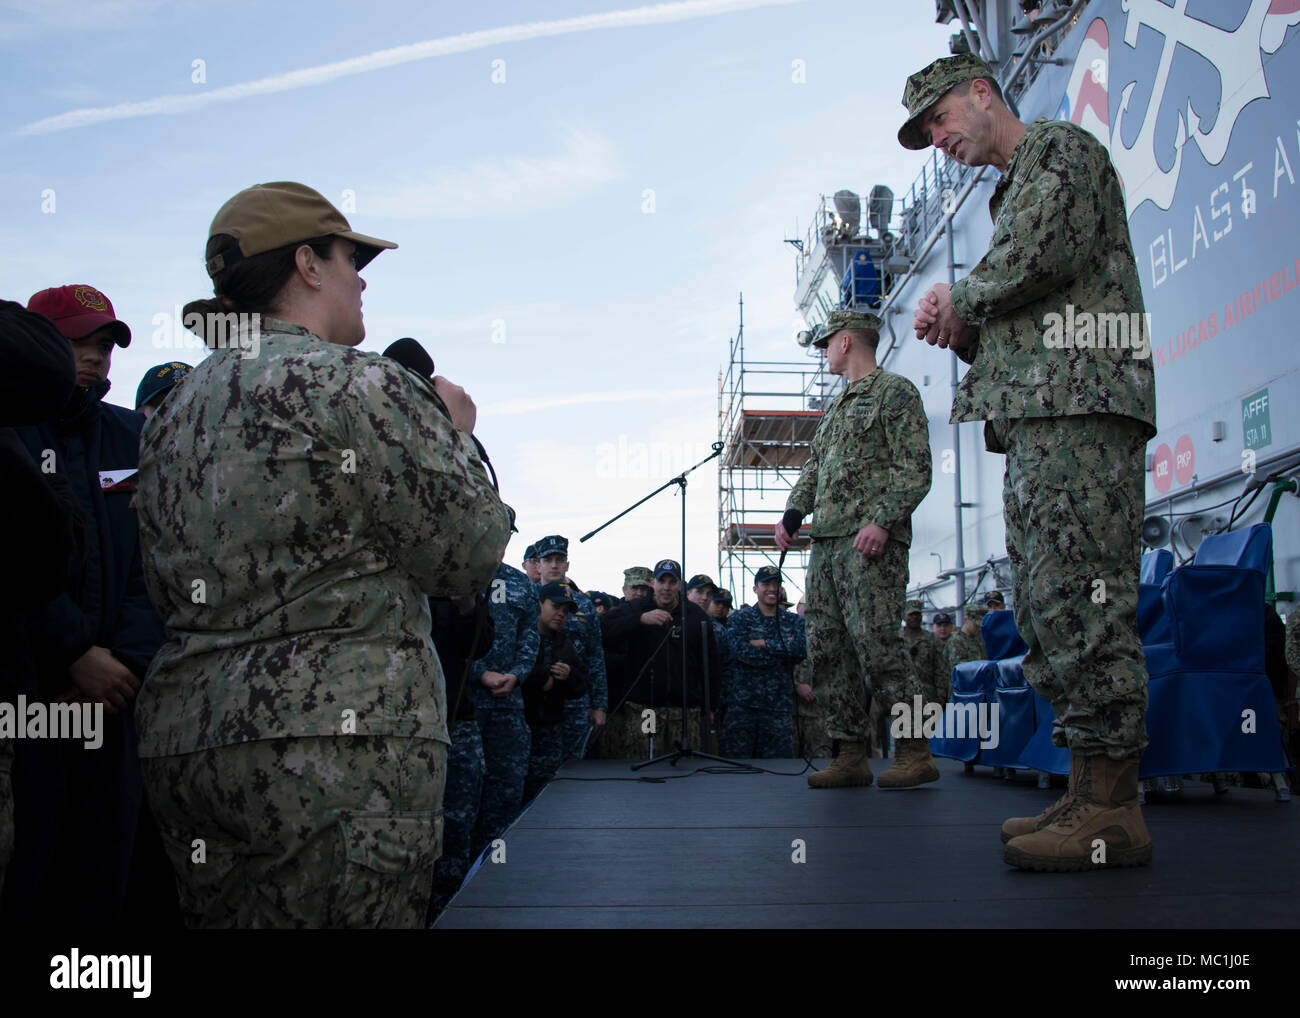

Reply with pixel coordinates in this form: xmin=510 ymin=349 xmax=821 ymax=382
xmin=334 ymin=809 xmax=442 ymax=928
xmin=143 ymin=774 xmax=246 ymax=928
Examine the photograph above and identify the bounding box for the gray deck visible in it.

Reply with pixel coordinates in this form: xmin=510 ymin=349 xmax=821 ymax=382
xmin=435 ymin=757 xmax=1298 ymax=929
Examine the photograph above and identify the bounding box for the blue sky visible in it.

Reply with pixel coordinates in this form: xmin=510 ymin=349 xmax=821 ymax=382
xmin=1 ymin=0 xmax=953 ymax=600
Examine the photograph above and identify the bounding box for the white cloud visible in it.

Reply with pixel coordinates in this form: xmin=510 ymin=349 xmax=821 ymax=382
xmin=13 ymin=0 xmax=807 ymax=136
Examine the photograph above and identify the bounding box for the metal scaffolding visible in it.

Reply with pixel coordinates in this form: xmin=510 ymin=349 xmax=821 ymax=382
xmin=716 ymin=295 xmax=836 ymax=606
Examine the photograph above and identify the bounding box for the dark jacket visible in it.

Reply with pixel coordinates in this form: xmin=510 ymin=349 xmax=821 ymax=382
xmin=0 ymin=301 xmax=82 ymax=701
xmin=601 ymin=604 xmax=629 ymax=709
xmin=429 ymin=593 xmax=495 ymax=724
xmin=522 ymin=629 xmax=588 ymax=726
xmin=600 ymin=595 xmax=721 ymax=711
xmin=15 ymin=375 xmax=165 ymax=694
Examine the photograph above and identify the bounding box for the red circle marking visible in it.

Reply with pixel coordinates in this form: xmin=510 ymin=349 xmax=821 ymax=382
xmin=1152 ymin=443 xmax=1173 ymax=494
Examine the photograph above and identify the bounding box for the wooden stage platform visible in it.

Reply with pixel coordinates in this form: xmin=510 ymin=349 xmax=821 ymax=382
xmin=435 ymin=756 xmax=1298 ymax=929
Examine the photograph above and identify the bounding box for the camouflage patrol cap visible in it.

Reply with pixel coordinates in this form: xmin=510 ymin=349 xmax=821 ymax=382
xmin=898 ymin=53 xmax=998 ymax=150
xmin=904 ymin=599 xmax=924 ymax=615
xmin=816 ymin=308 xmax=882 ymax=346
xmin=623 ymin=566 xmax=653 ymax=586
xmin=206 ymin=182 xmax=397 ymax=278
xmin=965 ymin=604 xmax=988 ymax=620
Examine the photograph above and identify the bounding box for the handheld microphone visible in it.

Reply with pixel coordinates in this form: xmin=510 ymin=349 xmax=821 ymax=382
xmin=779 ymin=508 xmax=804 ymax=569
xmin=383 ymin=335 xmax=455 ymax=426
xmin=383 ymin=337 xmax=434 ymax=379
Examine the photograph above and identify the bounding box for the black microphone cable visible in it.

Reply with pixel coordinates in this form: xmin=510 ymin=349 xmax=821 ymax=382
xmin=772 ymin=508 xmax=804 ymax=659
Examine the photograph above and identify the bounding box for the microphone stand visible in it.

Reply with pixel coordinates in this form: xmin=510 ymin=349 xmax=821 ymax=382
xmin=581 ymin=442 xmax=747 ymax=770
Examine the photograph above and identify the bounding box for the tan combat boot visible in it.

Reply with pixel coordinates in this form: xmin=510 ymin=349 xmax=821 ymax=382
xmin=1000 ymin=755 xmax=1081 ymax=843
xmin=876 ymin=738 xmax=940 ymax=788
xmin=1003 ymin=753 xmax=1153 ymax=871
xmin=807 ymin=741 xmax=873 ymax=788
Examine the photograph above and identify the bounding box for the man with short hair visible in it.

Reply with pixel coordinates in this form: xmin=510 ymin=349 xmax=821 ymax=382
xmin=599 ymin=559 xmax=720 ymax=758
xmin=931 ymin=611 xmax=955 ymax=646
xmin=470 ymin=560 xmax=540 ymax=860
xmin=134 ymin=362 xmax=192 ymax=420
xmin=903 ymin=52 xmax=1156 ymax=869
xmin=945 ymin=605 xmax=988 ymax=672
xmin=685 ymin=574 xmax=716 ymax=611
xmin=707 ymin=607 xmax=733 ymax=753
xmin=721 ymin=567 xmax=806 ymax=758
xmin=521 ymin=582 xmax=589 ymax=802
xmin=0 ymin=298 xmax=80 ymax=908
xmin=686 ymin=575 xmax=730 ymax=749
xmin=522 ymin=544 xmax=541 ymax=585
xmin=621 ymin=566 xmax=652 ymax=603
xmin=903 ymin=599 xmax=949 ymax=705
xmin=6 ymin=284 xmax=166 ymax=926
xmin=775 ymin=309 xmax=933 ymax=789
xmin=600 ymin=566 xmax=651 ymax=753
xmin=534 ymin=535 xmax=607 ymax=759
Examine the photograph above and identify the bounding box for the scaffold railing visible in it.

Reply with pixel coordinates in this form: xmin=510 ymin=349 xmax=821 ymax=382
xmin=717 ymin=295 xmax=836 ymax=604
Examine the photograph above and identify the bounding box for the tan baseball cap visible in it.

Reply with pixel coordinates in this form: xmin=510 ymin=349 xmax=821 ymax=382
xmin=205 ymin=181 xmax=396 ymax=278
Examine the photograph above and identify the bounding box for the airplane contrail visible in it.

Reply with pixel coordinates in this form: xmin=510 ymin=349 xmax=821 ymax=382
xmin=14 ymin=0 xmax=807 ymax=136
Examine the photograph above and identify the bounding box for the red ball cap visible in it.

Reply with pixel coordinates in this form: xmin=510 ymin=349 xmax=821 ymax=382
xmin=27 ymin=284 xmax=131 ymax=347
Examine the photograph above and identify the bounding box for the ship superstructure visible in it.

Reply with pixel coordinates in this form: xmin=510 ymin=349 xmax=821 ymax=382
xmin=783 ymin=0 xmax=1300 ymax=618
